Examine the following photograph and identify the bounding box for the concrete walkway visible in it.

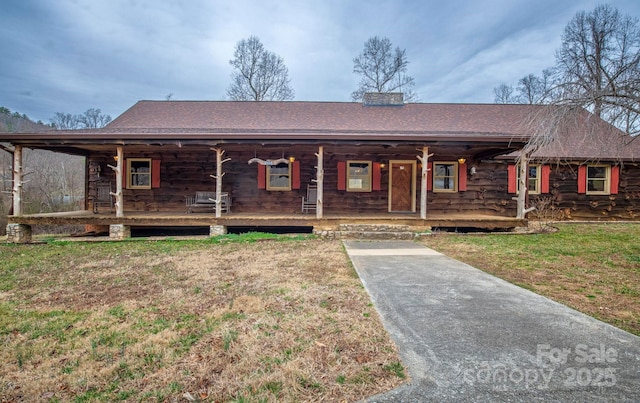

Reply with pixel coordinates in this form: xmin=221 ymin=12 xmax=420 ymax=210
xmin=344 ymin=241 xmax=640 ymax=402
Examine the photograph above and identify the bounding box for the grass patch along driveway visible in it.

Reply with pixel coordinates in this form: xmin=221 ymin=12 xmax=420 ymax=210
xmin=422 ymin=223 xmax=640 ymax=336
xmin=0 ymin=236 xmax=405 ymax=402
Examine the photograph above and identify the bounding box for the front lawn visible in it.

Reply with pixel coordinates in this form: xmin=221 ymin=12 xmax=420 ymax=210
xmin=0 ymin=236 xmax=405 ymax=402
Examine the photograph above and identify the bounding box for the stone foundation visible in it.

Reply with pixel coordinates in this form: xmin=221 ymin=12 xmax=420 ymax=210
xmin=313 ymin=224 xmax=431 ymax=240
xmin=6 ymin=224 xmax=32 ymax=243
xmin=109 ymin=224 xmax=131 ymax=240
xmin=313 ymin=229 xmax=339 ymax=239
xmin=210 ymin=225 xmax=227 ymax=236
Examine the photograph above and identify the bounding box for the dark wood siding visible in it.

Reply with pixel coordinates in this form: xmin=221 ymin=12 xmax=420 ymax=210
xmin=433 ymin=161 xmax=515 ymax=216
xmin=86 ymin=145 xmax=515 ymax=216
xmin=86 ymin=145 xmax=639 ymax=219
xmin=532 ymin=164 xmax=640 ymax=220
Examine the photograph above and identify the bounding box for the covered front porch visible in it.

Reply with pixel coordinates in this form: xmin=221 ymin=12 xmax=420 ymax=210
xmin=7 ymin=209 xmax=527 ymax=242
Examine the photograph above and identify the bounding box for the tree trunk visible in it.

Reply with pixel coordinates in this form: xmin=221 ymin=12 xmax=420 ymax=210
xmin=12 ymin=145 xmax=22 ymax=216
xmin=115 ymin=146 xmax=124 ymax=218
xmin=315 ymin=146 xmax=324 ymax=219
xmin=418 ymin=146 xmax=431 ymax=220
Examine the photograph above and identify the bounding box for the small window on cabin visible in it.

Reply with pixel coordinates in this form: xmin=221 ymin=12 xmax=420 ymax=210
xmin=266 ymin=162 xmax=291 ymax=191
xmin=433 ymin=162 xmax=458 ymax=192
xmin=127 ymin=158 xmax=152 ymax=189
xmin=517 ymin=164 xmax=541 ymax=194
xmin=347 ymin=161 xmax=372 ymax=192
xmin=587 ymin=165 xmax=610 ymax=195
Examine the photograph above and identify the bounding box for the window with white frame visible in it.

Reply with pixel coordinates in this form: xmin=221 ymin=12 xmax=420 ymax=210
xmin=587 ymin=165 xmax=610 ymax=194
xmin=347 ymin=161 xmax=372 ymax=192
xmin=127 ymin=158 xmax=152 ymax=189
xmin=433 ymin=162 xmax=457 ymax=192
xmin=266 ymin=162 xmax=291 ymax=191
xmin=517 ymin=164 xmax=541 ymax=194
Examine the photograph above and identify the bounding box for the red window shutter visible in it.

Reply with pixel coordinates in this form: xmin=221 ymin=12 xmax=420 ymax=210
xmin=292 ymin=161 xmax=301 ymax=190
xmin=122 ymin=159 xmax=127 ymax=189
xmin=577 ymin=165 xmax=587 ymax=194
xmin=458 ymin=163 xmax=467 ymax=191
xmin=257 ymin=164 xmax=266 ymax=189
xmin=610 ymin=166 xmax=619 ymax=194
xmin=372 ymin=162 xmax=381 ymax=191
xmin=541 ymin=165 xmax=550 ymax=194
xmin=507 ymin=164 xmax=517 ymax=194
xmin=151 ymin=159 xmax=161 ymax=188
xmin=427 ymin=162 xmax=433 ymax=191
xmin=337 ymin=161 xmax=346 ymax=190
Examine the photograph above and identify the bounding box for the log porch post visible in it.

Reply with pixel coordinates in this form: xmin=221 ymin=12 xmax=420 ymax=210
xmin=105 ymin=146 xmax=128 ymax=239
xmin=12 ymin=145 xmax=23 ymax=216
xmin=516 ymin=150 xmax=535 ymax=219
xmin=314 ymin=146 xmax=324 ymax=218
xmin=7 ymin=146 xmax=33 ymax=242
xmin=416 ymin=146 xmax=432 ymax=220
xmin=211 ymin=147 xmax=231 ymax=218
xmin=115 ymin=146 xmax=124 ymax=218
xmin=108 ymin=146 xmax=125 ymax=218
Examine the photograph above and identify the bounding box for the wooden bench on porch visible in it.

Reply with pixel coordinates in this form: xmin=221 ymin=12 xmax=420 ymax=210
xmin=186 ymin=191 xmax=231 ymax=213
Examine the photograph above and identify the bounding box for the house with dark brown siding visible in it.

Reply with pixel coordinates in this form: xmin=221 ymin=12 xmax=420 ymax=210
xmin=500 ymin=108 xmax=640 ymax=220
xmin=2 ymin=93 xmax=638 ymax=242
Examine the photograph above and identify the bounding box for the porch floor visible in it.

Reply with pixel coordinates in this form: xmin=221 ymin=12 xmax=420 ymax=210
xmin=9 ymin=210 xmax=526 ymax=231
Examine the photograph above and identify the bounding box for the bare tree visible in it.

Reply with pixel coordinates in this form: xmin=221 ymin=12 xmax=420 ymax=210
xmin=21 ymin=149 xmax=85 ymax=214
xmin=1 ymin=110 xmax=86 ymax=234
xmin=51 ymin=108 xmax=112 ymax=129
xmin=50 ymin=112 xmax=82 ymax=130
xmin=493 ymin=83 xmax=516 ymax=103
xmin=0 ymin=148 xmax=11 ymax=233
xmin=555 ymin=4 xmax=640 ymax=135
xmin=518 ymin=69 xmax=557 ymax=104
xmin=494 ymin=69 xmax=557 ymax=105
xmin=518 ymin=74 xmax=545 ymax=104
xmin=351 ymin=36 xmax=417 ymax=102
xmin=227 ymin=36 xmax=294 ymax=101
xmin=79 ymin=108 xmax=112 ymax=128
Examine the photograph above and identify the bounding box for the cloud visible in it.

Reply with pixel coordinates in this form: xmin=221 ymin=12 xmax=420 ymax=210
xmin=422 ymin=21 xmax=566 ymax=103
xmin=0 ymin=0 xmax=639 ymax=122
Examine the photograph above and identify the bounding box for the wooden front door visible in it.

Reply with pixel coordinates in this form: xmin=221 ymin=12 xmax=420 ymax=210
xmin=389 ymin=161 xmax=416 ymax=212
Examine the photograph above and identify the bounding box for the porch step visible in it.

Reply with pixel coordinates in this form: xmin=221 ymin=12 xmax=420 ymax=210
xmin=338 ymin=230 xmax=416 ymax=240
xmin=336 ymin=223 xmax=420 ymax=240
xmin=339 ymin=223 xmax=412 ymax=232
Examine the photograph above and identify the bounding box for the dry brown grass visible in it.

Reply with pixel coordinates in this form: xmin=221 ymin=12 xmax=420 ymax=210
xmin=0 ymin=238 xmax=405 ymax=402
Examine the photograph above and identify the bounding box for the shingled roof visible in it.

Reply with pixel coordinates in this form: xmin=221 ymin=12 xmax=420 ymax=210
xmin=3 ymin=101 xmax=637 ymax=162
xmin=501 ymin=107 xmax=640 ymax=162
xmin=104 ymin=100 xmax=536 ymax=141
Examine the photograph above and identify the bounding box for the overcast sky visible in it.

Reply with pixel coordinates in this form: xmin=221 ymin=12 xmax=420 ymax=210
xmin=2 ymin=0 xmax=639 ymax=124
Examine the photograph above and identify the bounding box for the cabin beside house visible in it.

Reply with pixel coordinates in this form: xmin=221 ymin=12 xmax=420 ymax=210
xmin=2 ymin=94 xmax=639 ymax=242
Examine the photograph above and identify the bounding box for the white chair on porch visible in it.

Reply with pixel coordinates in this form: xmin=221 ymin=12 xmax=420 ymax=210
xmin=301 ymin=185 xmax=317 ymax=213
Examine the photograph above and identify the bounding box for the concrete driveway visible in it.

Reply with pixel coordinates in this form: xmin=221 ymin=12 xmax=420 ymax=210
xmin=344 ymin=241 xmax=640 ymax=402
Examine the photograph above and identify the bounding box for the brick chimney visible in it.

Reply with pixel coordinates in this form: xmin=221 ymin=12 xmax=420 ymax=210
xmin=362 ymin=92 xmax=404 ymax=106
